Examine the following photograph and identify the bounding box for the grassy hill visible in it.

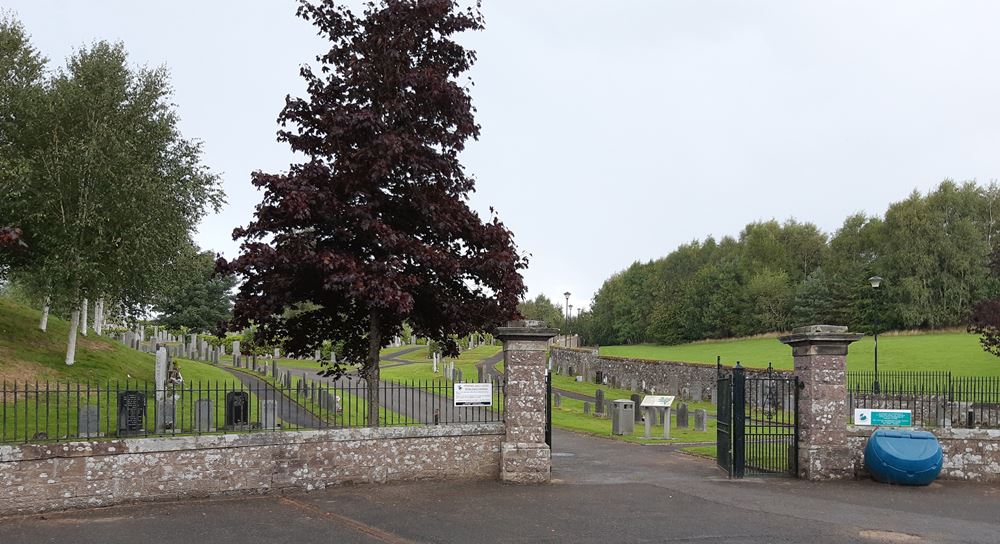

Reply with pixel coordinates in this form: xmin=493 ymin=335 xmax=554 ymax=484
xmin=600 ymin=331 xmax=1000 ymax=376
xmin=0 ymin=297 xmax=237 ymax=385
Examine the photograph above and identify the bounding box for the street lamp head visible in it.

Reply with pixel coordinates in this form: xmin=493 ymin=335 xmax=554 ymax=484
xmin=868 ymin=276 xmax=883 ymax=289
xmin=563 ymin=291 xmax=571 ymax=298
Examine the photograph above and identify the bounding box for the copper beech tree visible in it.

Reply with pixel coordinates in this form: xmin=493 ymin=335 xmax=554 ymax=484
xmin=222 ymin=0 xmax=527 ymax=425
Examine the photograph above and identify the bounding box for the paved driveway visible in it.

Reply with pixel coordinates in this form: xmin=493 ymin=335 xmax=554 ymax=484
xmin=2 ymin=430 xmax=998 ymax=543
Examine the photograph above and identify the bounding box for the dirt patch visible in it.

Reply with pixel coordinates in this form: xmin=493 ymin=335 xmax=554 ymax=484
xmin=0 ymin=352 xmax=57 ymax=383
xmin=77 ymin=337 xmax=114 ymax=352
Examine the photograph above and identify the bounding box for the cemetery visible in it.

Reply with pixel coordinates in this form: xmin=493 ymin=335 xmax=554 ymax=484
xmin=4 ymin=2 xmax=1000 ymax=542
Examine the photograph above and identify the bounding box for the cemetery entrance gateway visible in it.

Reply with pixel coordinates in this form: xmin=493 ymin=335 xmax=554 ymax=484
xmin=716 ymin=363 xmax=799 ymax=478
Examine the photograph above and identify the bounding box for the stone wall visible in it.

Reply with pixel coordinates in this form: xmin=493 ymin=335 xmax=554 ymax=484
xmin=847 ymin=426 xmax=1000 ymax=482
xmin=551 ymin=347 xmax=789 ymax=402
xmin=0 ymin=423 xmax=504 ymax=516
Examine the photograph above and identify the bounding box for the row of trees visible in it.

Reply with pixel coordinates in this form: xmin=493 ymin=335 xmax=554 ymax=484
xmin=0 ymin=16 xmax=225 ymax=362
xmin=577 ymin=180 xmax=1000 ymax=346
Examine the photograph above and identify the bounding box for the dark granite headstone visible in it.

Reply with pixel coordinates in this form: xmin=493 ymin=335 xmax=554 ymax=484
xmin=631 ymin=394 xmax=642 ymax=422
xmin=595 ymin=389 xmax=605 ymax=414
xmin=595 ymin=370 xmax=603 ymax=384
xmin=225 ymin=391 xmax=250 ymax=428
xmin=117 ymin=391 xmax=145 ymax=436
xmin=677 ymin=403 xmax=689 ymax=428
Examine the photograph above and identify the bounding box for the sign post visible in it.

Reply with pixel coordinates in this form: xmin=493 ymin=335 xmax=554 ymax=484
xmin=853 ymin=409 xmax=913 ymax=426
xmin=454 ymin=382 xmax=493 ymax=407
xmin=640 ymin=395 xmax=675 ymax=439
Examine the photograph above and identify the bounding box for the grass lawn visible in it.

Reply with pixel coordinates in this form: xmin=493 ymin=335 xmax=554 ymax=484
xmin=273 ymin=346 xmax=425 ymax=371
xmin=381 ymin=345 xmax=501 ymax=385
xmin=550 ymin=373 xmax=717 ymax=415
xmin=0 ymin=297 xmax=160 ymax=383
xmin=600 ymin=331 xmax=1000 ymax=376
xmin=552 ymin=396 xmax=715 ymax=445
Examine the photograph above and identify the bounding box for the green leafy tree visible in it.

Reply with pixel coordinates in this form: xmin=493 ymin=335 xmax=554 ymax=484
xmin=153 ymin=243 xmax=236 ymax=332
xmin=517 ymin=294 xmax=565 ymax=329
xmin=1 ymin=35 xmax=222 ymax=363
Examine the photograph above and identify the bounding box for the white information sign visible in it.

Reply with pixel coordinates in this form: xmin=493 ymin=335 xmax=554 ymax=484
xmin=640 ymin=395 xmax=675 ymax=408
xmin=454 ymin=383 xmax=493 ymax=407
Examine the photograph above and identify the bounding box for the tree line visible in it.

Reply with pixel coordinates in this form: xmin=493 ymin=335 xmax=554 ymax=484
xmin=572 ymin=180 xmax=1000 ymax=346
xmin=0 ymin=16 xmax=227 ymax=363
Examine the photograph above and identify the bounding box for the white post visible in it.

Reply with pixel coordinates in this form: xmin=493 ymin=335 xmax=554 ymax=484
xmin=80 ymin=298 xmax=89 ymax=336
xmin=39 ymin=296 xmax=50 ymax=332
xmin=65 ymin=307 xmax=81 ymax=365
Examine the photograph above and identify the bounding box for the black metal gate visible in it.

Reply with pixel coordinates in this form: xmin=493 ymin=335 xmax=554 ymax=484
xmin=717 ymin=362 xmax=799 ymax=478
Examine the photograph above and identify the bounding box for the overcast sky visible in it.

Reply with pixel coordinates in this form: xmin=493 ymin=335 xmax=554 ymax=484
xmin=8 ymin=1 xmax=1000 ymax=312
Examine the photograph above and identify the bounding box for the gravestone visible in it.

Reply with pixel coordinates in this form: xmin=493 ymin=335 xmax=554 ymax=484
xmin=314 ymin=349 xmax=321 ymax=361
xmin=456 ymin=369 xmax=463 ymax=382
xmin=261 ymin=400 xmax=277 ymax=429
xmin=583 ymin=401 xmax=590 ymax=415
xmin=595 ymin=389 xmax=605 ymax=414
xmin=554 ymin=392 xmax=561 ymax=407
xmin=232 ymin=340 xmax=241 ymax=366
xmin=669 ymin=374 xmax=679 ymax=395
xmin=79 ymin=405 xmax=100 ymax=438
xmin=677 ymin=403 xmax=689 ymax=428
xmin=117 ymin=391 xmax=145 ymax=436
xmin=691 ymin=382 xmax=703 ymax=402
xmin=155 ymin=347 xmax=168 ymax=404
xmin=225 ymin=391 xmax=250 ymax=428
xmin=694 ymin=409 xmax=707 ymax=432
xmin=273 ymin=348 xmax=280 ymax=359
xmin=631 ymin=394 xmax=642 ymax=422
xmin=595 ymin=370 xmax=603 ymax=384
xmin=194 ymin=399 xmax=214 ymax=432
xmin=156 ymin=400 xmax=176 ymax=432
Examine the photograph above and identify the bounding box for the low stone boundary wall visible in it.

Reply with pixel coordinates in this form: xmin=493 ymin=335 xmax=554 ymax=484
xmin=551 ymin=347 xmax=789 ymax=402
xmin=0 ymin=423 xmax=504 ymax=516
xmin=847 ymin=426 xmax=1000 ymax=482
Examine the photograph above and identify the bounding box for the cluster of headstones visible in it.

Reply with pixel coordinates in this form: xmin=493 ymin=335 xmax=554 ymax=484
xmin=119 ymin=329 xmax=225 ymax=365
xmin=294 ymin=374 xmax=342 ymax=413
xmin=75 ymin=389 xmax=279 ymax=438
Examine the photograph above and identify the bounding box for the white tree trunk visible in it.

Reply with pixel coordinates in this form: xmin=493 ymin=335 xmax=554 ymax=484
xmin=95 ymin=298 xmax=104 ymax=335
xmin=80 ymin=298 xmax=89 ymax=336
xmin=65 ymin=308 xmax=80 ymax=366
xmin=39 ymin=297 xmax=50 ymax=332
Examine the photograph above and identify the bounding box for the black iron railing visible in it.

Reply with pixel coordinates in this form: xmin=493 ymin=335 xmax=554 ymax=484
xmin=847 ymin=371 xmax=1000 ymax=428
xmin=0 ymin=376 xmax=505 ymax=444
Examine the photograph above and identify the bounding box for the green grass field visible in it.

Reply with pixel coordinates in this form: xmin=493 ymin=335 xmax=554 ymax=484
xmin=600 ymin=331 xmax=1000 ymax=376
xmin=552 ymin=395 xmax=715 ymax=445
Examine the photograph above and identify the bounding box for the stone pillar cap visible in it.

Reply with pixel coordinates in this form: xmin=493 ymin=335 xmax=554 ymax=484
xmin=778 ymin=324 xmax=863 ymax=345
xmin=495 ymin=320 xmax=559 ymax=341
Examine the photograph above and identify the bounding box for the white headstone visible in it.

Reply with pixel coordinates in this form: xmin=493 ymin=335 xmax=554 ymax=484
xmin=155 ymin=347 xmax=168 ymax=404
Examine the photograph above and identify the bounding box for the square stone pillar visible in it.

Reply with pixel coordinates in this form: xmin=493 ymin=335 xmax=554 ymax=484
xmin=779 ymin=325 xmax=863 ymax=480
xmin=495 ymin=320 xmax=559 ymax=484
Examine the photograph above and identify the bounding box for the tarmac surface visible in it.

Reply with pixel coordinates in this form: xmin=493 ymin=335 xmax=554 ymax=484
xmin=2 ymin=429 xmax=999 ymax=543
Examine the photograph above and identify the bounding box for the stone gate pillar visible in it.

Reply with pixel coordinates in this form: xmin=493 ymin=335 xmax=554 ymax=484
xmin=495 ymin=320 xmax=558 ymax=484
xmin=779 ymin=325 xmax=863 ymax=480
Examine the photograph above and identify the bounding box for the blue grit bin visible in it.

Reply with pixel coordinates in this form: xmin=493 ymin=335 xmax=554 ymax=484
xmin=864 ymin=429 xmax=943 ymax=486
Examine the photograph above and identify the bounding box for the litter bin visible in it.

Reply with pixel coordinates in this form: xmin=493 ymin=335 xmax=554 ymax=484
xmin=864 ymin=429 xmax=942 ymax=486
xmin=611 ymin=399 xmax=635 ymax=436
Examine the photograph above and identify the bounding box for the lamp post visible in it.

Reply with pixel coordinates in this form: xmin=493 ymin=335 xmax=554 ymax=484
xmin=563 ymin=291 xmax=571 ymax=320
xmin=868 ymin=276 xmax=883 ymax=394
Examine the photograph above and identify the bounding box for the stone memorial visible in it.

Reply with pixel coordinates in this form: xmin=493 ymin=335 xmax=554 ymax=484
xmin=232 ymin=340 xmax=241 ymax=367
xmin=225 ymin=391 xmax=250 ymax=429
xmin=194 ymin=399 xmax=214 ymax=432
xmin=261 ymin=400 xmax=277 ymax=429
xmin=691 ymin=382 xmax=703 ymax=402
xmin=595 ymin=370 xmax=603 ymax=384
xmin=694 ymin=409 xmax=707 ymax=432
xmin=117 ymin=391 xmax=145 ymax=436
xmin=554 ymin=392 xmax=561 ymax=407
xmin=583 ymin=401 xmax=590 ymax=415
xmin=677 ymin=403 xmax=689 ymax=428
xmin=78 ymin=405 xmax=100 ymax=438
xmin=631 ymin=394 xmax=642 ymax=422
xmin=595 ymin=389 xmax=605 ymax=414
xmin=156 ymin=399 xmax=176 ymax=432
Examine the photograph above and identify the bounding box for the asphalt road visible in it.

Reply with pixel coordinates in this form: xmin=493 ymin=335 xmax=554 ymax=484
xmin=3 ymin=428 xmax=999 ymax=543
